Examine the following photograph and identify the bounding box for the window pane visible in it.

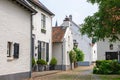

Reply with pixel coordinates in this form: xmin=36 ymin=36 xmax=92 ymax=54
xmin=38 ymin=41 xmax=41 ymax=59
xmin=41 ymin=14 xmax=46 ymax=29
xmin=46 ymin=43 xmax=49 ymax=62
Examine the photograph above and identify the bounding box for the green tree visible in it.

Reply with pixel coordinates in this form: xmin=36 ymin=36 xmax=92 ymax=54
xmin=73 ymin=47 xmax=84 ymax=61
xmin=69 ymin=50 xmax=76 ymax=70
xmin=80 ymin=0 xmax=120 ymax=42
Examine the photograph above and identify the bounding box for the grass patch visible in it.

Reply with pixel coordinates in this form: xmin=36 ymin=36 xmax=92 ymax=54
xmin=99 ymin=75 xmax=120 ymax=80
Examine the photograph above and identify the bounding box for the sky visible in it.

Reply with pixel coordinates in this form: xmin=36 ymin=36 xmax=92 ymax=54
xmin=39 ymin=0 xmax=98 ymax=26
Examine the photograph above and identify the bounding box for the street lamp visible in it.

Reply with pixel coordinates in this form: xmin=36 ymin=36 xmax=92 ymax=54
xmin=73 ymin=40 xmax=78 ymax=48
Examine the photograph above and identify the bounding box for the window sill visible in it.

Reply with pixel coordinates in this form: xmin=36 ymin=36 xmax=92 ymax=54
xmin=7 ymin=57 xmax=14 ymax=62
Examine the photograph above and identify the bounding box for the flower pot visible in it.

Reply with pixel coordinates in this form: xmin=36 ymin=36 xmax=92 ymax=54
xmin=50 ymin=65 xmax=55 ymax=70
xmin=38 ymin=64 xmax=44 ymax=71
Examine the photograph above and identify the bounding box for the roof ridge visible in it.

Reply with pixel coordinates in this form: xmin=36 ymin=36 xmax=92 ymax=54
xmin=29 ymin=0 xmax=54 ymax=15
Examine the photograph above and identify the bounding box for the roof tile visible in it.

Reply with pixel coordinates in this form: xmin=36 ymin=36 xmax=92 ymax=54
xmin=52 ymin=27 xmax=66 ymax=43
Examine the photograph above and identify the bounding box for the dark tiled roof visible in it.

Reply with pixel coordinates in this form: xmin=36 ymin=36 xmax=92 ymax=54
xmin=29 ymin=0 xmax=54 ymax=16
xmin=52 ymin=27 xmax=66 ymax=43
xmin=16 ymin=0 xmax=37 ymax=13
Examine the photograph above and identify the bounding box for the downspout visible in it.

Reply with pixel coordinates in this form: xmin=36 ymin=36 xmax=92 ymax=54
xmin=61 ymin=43 xmax=63 ymax=71
xmin=62 ymin=38 xmax=65 ymax=71
xmin=30 ymin=12 xmax=36 ymax=78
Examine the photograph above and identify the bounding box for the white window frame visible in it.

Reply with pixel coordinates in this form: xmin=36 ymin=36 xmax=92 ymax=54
xmin=41 ymin=14 xmax=46 ymax=29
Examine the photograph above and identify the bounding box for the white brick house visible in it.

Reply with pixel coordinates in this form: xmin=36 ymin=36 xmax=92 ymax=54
xmin=61 ymin=15 xmax=93 ymax=66
xmin=52 ymin=26 xmax=73 ymax=70
xmin=96 ymin=39 xmax=120 ymax=61
xmin=0 ymin=0 xmax=36 ymax=80
xmin=26 ymin=0 xmax=54 ymax=63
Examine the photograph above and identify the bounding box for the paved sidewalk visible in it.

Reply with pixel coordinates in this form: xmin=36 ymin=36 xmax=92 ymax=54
xmin=32 ymin=70 xmax=61 ymax=78
xmin=25 ymin=64 xmax=101 ymax=80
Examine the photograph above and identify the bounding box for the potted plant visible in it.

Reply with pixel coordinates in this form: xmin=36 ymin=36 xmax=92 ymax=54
xmin=49 ymin=57 xmax=57 ymax=70
xmin=37 ymin=59 xmax=47 ymax=71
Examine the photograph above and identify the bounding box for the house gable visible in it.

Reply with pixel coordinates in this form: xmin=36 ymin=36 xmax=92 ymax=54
xmin=28 ymin=0 xmax=54 ymax=16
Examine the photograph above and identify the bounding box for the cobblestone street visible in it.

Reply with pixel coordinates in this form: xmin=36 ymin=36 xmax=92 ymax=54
xmin=26 ymin=64 xmax=101 ymax=80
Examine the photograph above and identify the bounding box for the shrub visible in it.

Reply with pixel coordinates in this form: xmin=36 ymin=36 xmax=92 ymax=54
xmin=37 ymin=59 xmax=47 ymax=65
xmin=96 ymin=60 xmax=111 ymax=67
xmin=73 ymin=48 xmax=84 ymax=61
xmin=93 ymin=60 xmax=120 ymax=74
xmin=69 ymin=50 xmax=76 ymax=63
xmin=32 ymin=58 xmax=36 ymax=67
xmin=50 ymin=57 xmax=57 ymax=66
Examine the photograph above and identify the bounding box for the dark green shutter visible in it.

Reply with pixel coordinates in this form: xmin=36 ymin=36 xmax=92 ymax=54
xmin=38 ymin=41 xmax=41 ymax=59
xmin=14 ymin=43 xmax=19 ymax=58
xmin=46 ymin=43 xmax=49 ymax=62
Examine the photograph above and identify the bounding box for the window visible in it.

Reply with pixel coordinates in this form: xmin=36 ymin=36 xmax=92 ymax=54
xmin=7 ymin=42 xmax=19 ymax=60
xmin=38 ymin=41 xmax=46 ymax=60
xmin=46 ymin=43 xmax=49 ymax=62
xmin=7 ymin=42 xmax=12 ymax=57
xmin=38 ymin=41 xmax=41 ymax=59
xmin=41 ymin=14 xmax=46 ymax=29
xmin=13 ymin=43 xmax=19 ymax=58
xmin=110 ymin=44 xmax=113 ymax=50
xmin=38 ymin=41 xmax=49 ymax=62
xmin=41 ymin=42 xmax=46 ymax=60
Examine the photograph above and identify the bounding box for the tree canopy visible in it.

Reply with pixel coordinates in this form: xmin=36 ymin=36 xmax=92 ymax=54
xmin=80 ymin=0 xmax=120 ymax=42
xmin=73 ymin=47 xmax=84 ymax=61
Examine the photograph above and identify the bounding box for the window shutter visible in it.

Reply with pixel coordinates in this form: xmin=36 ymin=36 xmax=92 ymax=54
xmin=46 ymin=43 xmax=49 ymax=62
xmin=38 ymin=41 xmax=41 ymax=59
xmin=14 ymin=43 xmax=19 ymax=58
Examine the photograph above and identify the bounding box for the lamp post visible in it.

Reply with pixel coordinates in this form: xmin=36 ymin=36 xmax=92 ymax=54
xmin=73 ymin=40 xmax=78 ymax=48
xmin=74 ymin=42 xmax=78 ymax=48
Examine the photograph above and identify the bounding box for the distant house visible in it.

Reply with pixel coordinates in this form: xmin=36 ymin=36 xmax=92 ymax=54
xmin=52 ymin=26 xmax=73 ymax=70
xmin=95 ymin=39 xmax=120 ymax=61
xmin=26 ymin=0 xmax=54 ymax=63
xmin=0 ymin=0 xmax=36 ymax=80
xmin=61 ymin=15 xmax=94 ymax=66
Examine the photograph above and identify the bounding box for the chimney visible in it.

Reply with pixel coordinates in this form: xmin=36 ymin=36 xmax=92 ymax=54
xmin=64 ymin=16 xmax=69 ymax=21
xmin=69 ymin=15 xmax=72 ymax=21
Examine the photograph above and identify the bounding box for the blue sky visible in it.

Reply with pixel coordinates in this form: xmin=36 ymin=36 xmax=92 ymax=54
xmin=39 ymin=0 xmax=98 ymax=26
